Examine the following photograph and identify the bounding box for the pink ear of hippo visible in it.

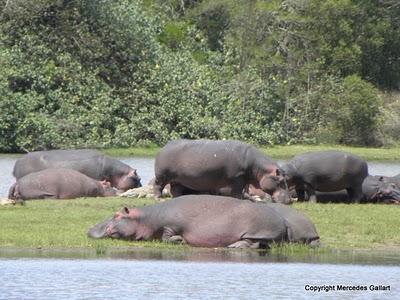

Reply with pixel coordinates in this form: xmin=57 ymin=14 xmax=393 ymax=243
xmin=128 ymin=169 xmax=139 ymax=177
xmin=114 ymin=207 xmax=140 ymax=219
xmin=100 ymin=180 xmax=112 ymax=188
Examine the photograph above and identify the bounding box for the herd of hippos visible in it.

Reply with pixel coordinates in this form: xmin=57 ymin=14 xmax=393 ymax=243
xmin=7 ymin=139 xmax=400 ymax=249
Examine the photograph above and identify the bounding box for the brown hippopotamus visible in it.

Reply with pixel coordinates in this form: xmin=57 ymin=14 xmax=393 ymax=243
xmin=13 ymin=149 xmax=141 ymax=191
xmin=153 ymin=140 xmax=290 ymax=204
xmin=87 ymin=195 xmax=319 ymax=248
xmin=8 ymin=168 xmax=117 ymax=200
xmin=282 ymin=151 xmax=368 ymax=203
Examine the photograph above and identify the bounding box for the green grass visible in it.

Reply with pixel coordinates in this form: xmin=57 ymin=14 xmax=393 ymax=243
xmin=101 ymin=144 xmax=400 ymax=161
xmin=1 ymin=197 xmax=399 ymax=253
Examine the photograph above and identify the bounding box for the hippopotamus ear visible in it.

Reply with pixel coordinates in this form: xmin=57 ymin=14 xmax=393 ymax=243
xmin=128 ymin=169 xmax=137 ymax=177
xmin=100 ymin=180 xmax=112 ymax=188
xmin=124 ymin=207 xmax=130 ymax=214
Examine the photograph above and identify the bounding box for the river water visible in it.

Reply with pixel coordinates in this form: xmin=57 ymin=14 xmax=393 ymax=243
xmin=0 ymin=258 xmax=399 ymax=299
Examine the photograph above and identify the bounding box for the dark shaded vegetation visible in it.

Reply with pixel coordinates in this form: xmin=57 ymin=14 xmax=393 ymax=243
xmin=0 ymin=0 xmax=399 ymax=152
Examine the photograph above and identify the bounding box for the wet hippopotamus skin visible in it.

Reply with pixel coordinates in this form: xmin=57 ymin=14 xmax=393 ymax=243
xmin=8 ymin=168 xmax=117 ymax=200
xmin=13 ymin=149 xmax=141 ymax=191
xmin=153 ymin=140 xmax=290 ymax=204
xmin=282 ymin=151 xmax=368 ymax=203
xmin=88 ymin=195 xmax=319 ymax=248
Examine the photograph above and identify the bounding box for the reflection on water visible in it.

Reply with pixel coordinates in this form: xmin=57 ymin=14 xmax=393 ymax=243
xmin=0 ymin=258 xmax=399 ymax=299
xmin=1 ymin=247 xmax=400 ymax=266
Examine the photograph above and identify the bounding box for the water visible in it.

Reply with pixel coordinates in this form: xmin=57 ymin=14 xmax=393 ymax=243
xmin=0 ymin=258 xmax=398 ymax=299
xmin=1 ymin=156 xmax=399 ymax=197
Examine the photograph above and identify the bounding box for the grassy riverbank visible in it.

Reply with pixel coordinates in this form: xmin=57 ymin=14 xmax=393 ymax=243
xmin=1 ymin=197 xmax=399 ymax=253
xmin=103 ymin=144 xmax=400 ymax=161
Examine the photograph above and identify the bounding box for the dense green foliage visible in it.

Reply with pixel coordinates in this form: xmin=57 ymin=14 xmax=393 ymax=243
xmin=0 ymin=0 xmax=399 ymax=152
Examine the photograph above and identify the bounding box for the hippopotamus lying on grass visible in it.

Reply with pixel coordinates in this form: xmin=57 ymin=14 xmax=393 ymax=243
xmin=362 ymin=175 xmax=400 ymax=204
xmin=153 ymin=140 xmax=290 ymax=204
xmin=282 ymin=151 xmax=368 ymax=203
xmin=8 ymin=168 xmax=117 ymax=200
xmin=13 ymin=149 xmax=141 ymax=191
xmin=87 ymin=195 xmax=319 ymax=248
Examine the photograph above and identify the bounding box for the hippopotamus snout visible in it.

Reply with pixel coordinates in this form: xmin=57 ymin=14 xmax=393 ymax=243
xmin=87 ymin=218 xmax=113 ymax=239
xmin=117 ymin=172 xmax=142 ymax=190
xmin=379 ymin=185 xmax=400 ymax=202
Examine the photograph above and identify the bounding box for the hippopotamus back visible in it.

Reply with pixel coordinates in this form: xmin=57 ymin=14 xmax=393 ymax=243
xmin=9 ymin=168 xmax=116 ymax=200
xmin=13 ymin=149 xmax=141 ymax=191
xmin=13 ymin=149 xmax=104 ymax=179
xmin=153 ymin=140 xmax=289 ymax=203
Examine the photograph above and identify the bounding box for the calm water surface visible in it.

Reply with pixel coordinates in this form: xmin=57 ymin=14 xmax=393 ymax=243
xmin=0 ymin=156 xmax=399 ymax=197
xmin=0 ymin=258 xmax=399 ymax=300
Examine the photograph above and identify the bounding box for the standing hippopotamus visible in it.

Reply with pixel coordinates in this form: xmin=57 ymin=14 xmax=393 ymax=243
xmin=362 ymin=175 xmax=400 ymax=204
xmin=87 ymin=195 xmax=319 ymax=248
xmin=13 ymin=149 xmax=141 ymax=191
xmin=153 ymin=140 xmax=290 ymax=204
xmin=282 ymin=151 xmax=368 ymax=203
xmin=8 ymin=168 xmax=117 ymax=200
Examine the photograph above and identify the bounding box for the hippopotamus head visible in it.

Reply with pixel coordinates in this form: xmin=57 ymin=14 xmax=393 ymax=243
xmin=88 ymin=207 xmax=142 ymax=239
xmin=374 ymin=180 xmax=400 ymax=204
xmin=115 ymin=169 xmax=142 ymax=191
xmin=258 ymin=168 xmax=291 ymax=204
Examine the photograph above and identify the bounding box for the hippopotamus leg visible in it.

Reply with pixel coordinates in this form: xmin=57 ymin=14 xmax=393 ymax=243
xmin=161 ymin=227 xmax=185 ymax=243
xmin=302 ymin=183 xmax=316 ymax=203
xmin=217 ymin=179 xmax=245 ymax=199
xmin=346 ymin=186 xmax=363 ymax=203
xmin=227 ymin=239 xmax=261 ymax=249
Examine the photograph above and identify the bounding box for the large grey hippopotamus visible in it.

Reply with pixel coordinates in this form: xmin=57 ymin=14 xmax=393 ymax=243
xmin=87 ymin=195 xmax=319 ymax=248
xmin=8 ymin=168 xmax=117 ymax=200
xmin=13 ymin=149 xmax=141 ymax=191
xmin=282 ymin=151 xmax=368 ymax=203
xmin=153 ymin=140 xmax=290 ymax=204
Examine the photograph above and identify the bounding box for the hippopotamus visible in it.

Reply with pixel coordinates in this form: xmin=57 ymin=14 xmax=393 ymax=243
xmin=13 ymin=149 xmax=141 ymax=191
xmin=87 ymin=195 xmax=319 ymax=248
xmin=8 ymin=168 xmax=117 ymax=200
xmin=267 ymin=203 xmax=320 ymax=244
xmin=282 ymin=151 xmax=368 ymax=203
xmin=382 ymin=174 xmax=400 ymax=188
xmin=362 ymin=175 xmax=400 ymax=204
xmin=153 ymin=140 xmax=290 ymax=204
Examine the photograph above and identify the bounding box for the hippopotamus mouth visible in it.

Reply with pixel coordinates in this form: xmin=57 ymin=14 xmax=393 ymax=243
xmin=375 ymin=188 xmax=400 ymax=203
xmin=87 ymin=218 xmax=113 ymax=239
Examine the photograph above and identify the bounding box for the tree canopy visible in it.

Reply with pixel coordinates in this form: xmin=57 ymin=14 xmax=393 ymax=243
xmin=0 ymin=0 xmax=398 ymax=152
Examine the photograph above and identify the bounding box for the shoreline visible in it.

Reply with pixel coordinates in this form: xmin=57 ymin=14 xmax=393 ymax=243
xmin=1 ymin=245 xmax=400 ymax=265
